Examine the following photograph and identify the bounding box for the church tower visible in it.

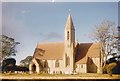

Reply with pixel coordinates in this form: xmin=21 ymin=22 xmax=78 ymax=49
xmin=63 ymin=14 xmax=75 ymax=73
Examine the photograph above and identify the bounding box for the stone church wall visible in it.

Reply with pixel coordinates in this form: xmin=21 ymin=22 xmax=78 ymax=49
xmin=92 ymin=57 xmax=100 ymax=73
xmin=47 ymin=60 xmax=64 ymax=74
xmin=87 ymin=57 xmax=100 ymax=73
xmin=76 ymin=64 xmax=87 ymax=73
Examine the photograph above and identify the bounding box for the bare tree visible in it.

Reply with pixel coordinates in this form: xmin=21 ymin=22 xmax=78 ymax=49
xmin=91 ymin=20 xmax=117 ymax=73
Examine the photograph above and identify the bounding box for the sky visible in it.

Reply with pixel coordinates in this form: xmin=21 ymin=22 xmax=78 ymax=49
xmin=2 ymin=2 xmax=119 ymax=64
xmin=1 ymin=0 xmax=120 ymax=2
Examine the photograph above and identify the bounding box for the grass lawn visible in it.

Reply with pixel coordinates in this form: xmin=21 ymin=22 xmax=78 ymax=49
xmin=1 ymin=73 xmax=120 ymax=79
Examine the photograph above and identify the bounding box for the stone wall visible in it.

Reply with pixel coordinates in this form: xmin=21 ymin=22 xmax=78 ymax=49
xmin=87 ymin=57 xmax=100 ymax=73
xmin=46 ymin=60 xmax=64 ymax=74
xmin=76 ymin=64 xmax=87 ymax=73
xmin=92 ymin=57 xmax=100 ymax=73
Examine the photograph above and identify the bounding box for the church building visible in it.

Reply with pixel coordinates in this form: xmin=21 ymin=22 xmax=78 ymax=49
xmin=29 ymin=14 xmax=101 ymax=74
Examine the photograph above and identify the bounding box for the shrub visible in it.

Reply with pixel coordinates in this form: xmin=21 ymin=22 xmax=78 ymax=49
xmin=103 ymin=62 xmax=117 ymax=76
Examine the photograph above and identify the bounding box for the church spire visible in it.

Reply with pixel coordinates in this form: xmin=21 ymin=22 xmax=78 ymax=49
xmin=65 ymin=14 xmax=75 ymax=43
xmin=64 ymin=13 xmax=75 ymax=72
xmin=65 ymin=14 xmax=75 ymax=30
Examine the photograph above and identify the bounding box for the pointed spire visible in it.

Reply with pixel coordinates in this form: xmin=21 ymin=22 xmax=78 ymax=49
xmin=65 ymin=14 xmax=75 ymax=30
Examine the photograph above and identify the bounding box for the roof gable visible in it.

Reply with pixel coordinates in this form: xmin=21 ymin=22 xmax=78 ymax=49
xmin=75 ymin=43 xmax=101 ymax=64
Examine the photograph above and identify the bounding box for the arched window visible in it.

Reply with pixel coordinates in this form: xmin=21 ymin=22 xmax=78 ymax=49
xmin=67 ymin=31 xmax=69 ymax=40
xmin=88 ymin=57 xmax=93 ymax=65
xmin=55 ymin=60 xmax=59 ymax=68
xmin=81 ymin=65 xmax=83 ymax=68
xmin=66 ymin=56 xmax=70 ymax=66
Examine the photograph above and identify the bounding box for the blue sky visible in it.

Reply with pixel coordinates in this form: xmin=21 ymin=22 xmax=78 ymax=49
xmin=1 ymin=0 xmax=120 ymax=2
xmin=2 ymin=2 xmax=118 ymax=64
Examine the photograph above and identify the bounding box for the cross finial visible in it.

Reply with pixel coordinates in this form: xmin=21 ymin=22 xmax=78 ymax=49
xmin=68 ymin=9 xmax=71 ymax=14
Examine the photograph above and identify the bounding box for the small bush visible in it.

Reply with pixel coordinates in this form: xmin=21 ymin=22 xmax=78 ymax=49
xmin=103 ymin=62 xmax=117 ymax=76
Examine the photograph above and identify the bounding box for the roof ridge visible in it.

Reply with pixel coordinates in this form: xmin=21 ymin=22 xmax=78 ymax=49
xmin=38 ymin=42 xmax=64 ymax=44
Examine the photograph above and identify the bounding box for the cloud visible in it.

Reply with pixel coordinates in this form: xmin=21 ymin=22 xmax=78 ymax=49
xmin=21 ymin=10 xmax=30 ymax=14
xmin=40 ymin=32 xmax=63 ymax=41
xmin=39 ymin=32 xmax=45 ymax=37
xmin=47 ymin=32 xmax=63 ymax=39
